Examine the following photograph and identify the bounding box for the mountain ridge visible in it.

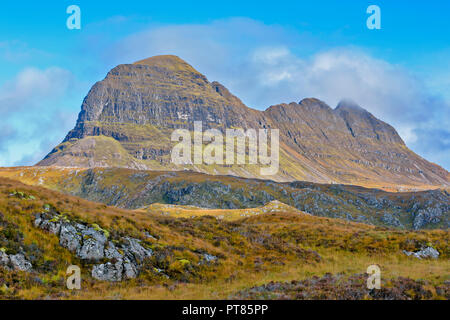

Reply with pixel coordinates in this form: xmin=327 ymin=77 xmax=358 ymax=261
xmin=38 ymin=55 xmax=449 ymax=188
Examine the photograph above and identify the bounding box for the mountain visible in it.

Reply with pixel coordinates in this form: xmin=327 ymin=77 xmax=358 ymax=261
xmin=38 ymin=55 xmax=449 ymax=189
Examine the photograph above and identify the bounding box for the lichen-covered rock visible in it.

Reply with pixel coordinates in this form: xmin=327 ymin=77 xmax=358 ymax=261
xmin=39 ymin=219 xmax=61 ymax=235
xmin=34 ymin=211 xmax=153 ymax=281
xmin=121 ymin=237 xmax=152 ymax=263
xmin=413 ymin=206 xmax=444 ymax=230
xmin=202 ymin=253 xmax=218 ymax=264
xmin=381 ymin=212 xmax=404 ymax=228
xmin=33 ymin=213 xmax=42 ymax=228
xmin=123 ymin=259 xmax=139 ymax=279
xmin=92 ymin=262 xmax=123 ymax=282
xmin=59 ymin=223 xmax=82 ymax=252
xmin=83 ymin=227 xmax=108 ymax=244
xmin=9 ymin=253 xmax=32 ymax=271
xmin=0 ymin=251 xmax=32 ymax=272
xmin=104 ymin=242 xmax=123 ymax=260
xmin=77 ymin=227 xmax=107 ymax=261
xmin=77 ymin=237 xmax=105 ymax=261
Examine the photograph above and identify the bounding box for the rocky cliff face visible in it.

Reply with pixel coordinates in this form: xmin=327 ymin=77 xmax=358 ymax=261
xmin=38 ymin=55 xmax=449 ymax=188
xmin=63 ymin=55 xmax=262 ymax=137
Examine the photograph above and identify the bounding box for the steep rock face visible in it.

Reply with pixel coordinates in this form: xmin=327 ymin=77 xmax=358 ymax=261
xmin=38 ymin=55 xmax=449 ymax=188
xmin=263 ymin=98 xmax=448 ymax=186
xmin=64 ymin=55 xmax=263 ymax=139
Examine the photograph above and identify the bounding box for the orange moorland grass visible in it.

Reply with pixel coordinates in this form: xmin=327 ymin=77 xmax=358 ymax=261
xmin=44 ymin=249 xmax=449 ymax=300
xmin=0 ymin=177 xmax=448 ymax=300
xmin=139 ymin=200 xmax=302 ymax=221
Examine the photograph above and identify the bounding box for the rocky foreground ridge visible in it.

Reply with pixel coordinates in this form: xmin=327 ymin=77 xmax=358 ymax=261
xmin=37 ymin=55 xmax=449 ymax=188
xmin=0 ymin=178 xmax=448 ymax=298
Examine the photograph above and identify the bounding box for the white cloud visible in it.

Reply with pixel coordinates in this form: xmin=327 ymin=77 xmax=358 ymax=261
xmin=0 ymin=40 xmax=50 ymax=63
xmin=0 ymin=67 xmax=76 ymax=166
xmin=297 ymin=49 xmax=450 ymax=170
xmin=0 ymin=67 xmax=72 ymax=113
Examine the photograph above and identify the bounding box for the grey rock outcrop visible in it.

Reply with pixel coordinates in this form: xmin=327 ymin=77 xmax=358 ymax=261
xmin=9 ymin=254 xmax=33 ymax=271
xmin=122 ymin=237 xmax=153 ymax=263
xmin=77 ymin=228 xmax=107 ymax=261
xmin=92 ymin=262 xmax=123 ymax=282
xmin=59 ymin=223 xmax=82 ymax=252
xmin=381 ymin=213 xmax=404 ymax=228
xmin=202 ymin=253 xmax=218 ymax=263
xmin=34 ymin=211 xmax=153 ymax=281
xmin=0 ymin=251 xmax=32 ymax=272
xmin=403 ymin=246 xmax=440 ymax=259
xmin=104 ymin=242 xmax=122 ymax=260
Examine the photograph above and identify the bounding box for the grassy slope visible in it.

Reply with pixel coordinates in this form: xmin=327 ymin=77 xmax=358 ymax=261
xmin=140 ymin=200 xmax=304 ymax=221
xmin=0 ymin=177 xmax=448 ymax=299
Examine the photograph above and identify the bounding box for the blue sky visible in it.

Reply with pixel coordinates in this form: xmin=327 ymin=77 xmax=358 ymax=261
xmin=0 ymin=0 xmax=449 ymax=169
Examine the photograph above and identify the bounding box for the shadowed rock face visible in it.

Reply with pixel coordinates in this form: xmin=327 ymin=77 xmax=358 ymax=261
xmin=38 ymin=55 xmax=449 ymax=187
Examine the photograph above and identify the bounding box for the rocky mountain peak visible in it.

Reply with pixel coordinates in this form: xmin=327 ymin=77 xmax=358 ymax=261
xmin=334 ymin=99 xmax=404 ymax=144
xmin=299 ymin=98 xmax=332 ymax=109
xmin=39 ymin=55 xmax=449 ymax=188
xmin=133 ymin=54 xmax=200 ymax=73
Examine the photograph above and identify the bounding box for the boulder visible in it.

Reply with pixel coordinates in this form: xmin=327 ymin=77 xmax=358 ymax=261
xmin=59 ymin=223 xmax=82 ymax=252
xmin=0 ymin=251 xmax=32 ymax=272
xmin=123 ymin=258 xmax=139 ymax=279
xmin=104 ymin=241 xmax=123 ymax=260
xmin=78 ymin=237 xmax=105 ymax=261
xmin=121 ymin=237 xmax=152 ymax=263
xmin=92 ymin=261 xmax=123 ymax=282
xmin=39 ymin=219 xmax=61 ymax=235
xmin=9 ymin=253 xmax=32 ymax=271
xmin=0 ymin=251 xmax=10 ymax=267
xmin=403 ymin=246 xmax=440 ymax=259
xmin=34 ymin=212 xmax=153 ymax=281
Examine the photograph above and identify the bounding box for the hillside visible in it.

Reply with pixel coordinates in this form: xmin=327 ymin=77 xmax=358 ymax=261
xmin=0 ymin=167 xmax=448 ymax=230
xmin=37 ymin=55 xmax=449 ymax=189
xmin=0 ymin=176 xmax=448 ymax=300
xmin=140 ymin=200 xmax=304 ymax=221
